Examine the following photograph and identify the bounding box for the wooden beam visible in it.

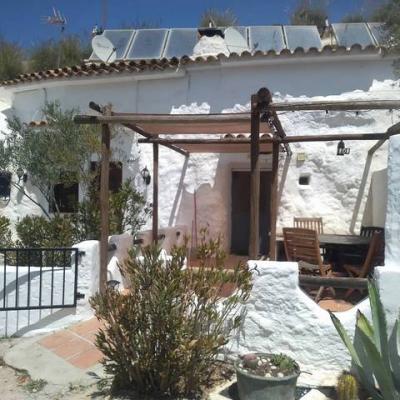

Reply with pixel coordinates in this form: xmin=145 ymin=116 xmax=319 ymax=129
xmin=269 ymin=142 xmax=279 ymax=260
xmin=299 ymin=275 xmax=368 ymax=289
xmin=152 ymin=143 xmax=159 ymax=243
xmin=249 ymin=94 xmax=261 ymax=259
xmin=123 ymin=123 xmax=189 ymax=156
xmin=137 ymin=132 xmax=391 ymax=144
xmin=269 ymin=99 xmax=400 ymax=112
xmin=99 ymin=108 xmax=111 ymax=294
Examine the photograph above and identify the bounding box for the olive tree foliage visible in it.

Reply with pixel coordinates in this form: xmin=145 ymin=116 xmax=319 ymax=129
xmin=199 ymin=8 xmax=239 ymax=27
xmin=1 ymin=102 xmax=99 ymax=218
xmin=0 ymin=37 xmax=24 ymax=81
xmin=29 ymin=35 xmax=90 ymax=71
xmin=290 ymin=0 xmax=328 ymax=32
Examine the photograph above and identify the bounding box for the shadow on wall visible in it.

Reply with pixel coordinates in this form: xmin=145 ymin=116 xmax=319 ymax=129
xmin=174 ymin=154 xmax=232 ymax=249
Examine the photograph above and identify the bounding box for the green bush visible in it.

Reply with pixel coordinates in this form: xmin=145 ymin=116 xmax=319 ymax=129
xmin=0 ymin=215 xmax=13 ymax=247
xmin=72 ymin=179 xmax=150 ymax=242
xmin=15 ymin=215 xmax=73 ymax=248
xmin=90 ymin=233 xmax=253 ymax=398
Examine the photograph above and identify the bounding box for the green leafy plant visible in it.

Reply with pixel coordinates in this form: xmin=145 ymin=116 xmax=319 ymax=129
xmin=0 ymin=215 xmax=13 ymax=247
xmin=0 ymin=37 xmax=24 ymax=81
xmin=90 ymin=232 xmax=252 ymax=398
xmin=337 ymin=371 xmax=359 ymax=400
xmin=330 ymin=280 xmax=400 ymax=400
xmin=71 ymin=180 xmax=150 ymax=242
xmin=270 ymin=353 xmax=298 ymax=374
xmin=4 ymin=101 xmax=99 ymax=218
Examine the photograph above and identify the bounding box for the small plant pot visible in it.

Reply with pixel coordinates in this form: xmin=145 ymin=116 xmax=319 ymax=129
xmin=235 ymin=353 xmax=300 ymax=400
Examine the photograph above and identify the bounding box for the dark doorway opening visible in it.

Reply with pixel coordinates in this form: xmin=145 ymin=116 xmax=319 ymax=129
xmin=231 ymin=170 xmax=271 ymax=256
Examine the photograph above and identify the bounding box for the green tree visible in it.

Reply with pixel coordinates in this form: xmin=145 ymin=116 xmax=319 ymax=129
xmin=0 ymin=37 xmax=24 ymax=81
xmin=29 ymin=35 xmax=90 ymax=72
xmin=2 ymin=102 xmax=100 ymax=218
xmin=290 ymin=0 xmax=328 ymax=32
xmin=199 ymin=8 xmax=239 ymax=27
xmin=341 ymin=13 xmax=366 ymax=23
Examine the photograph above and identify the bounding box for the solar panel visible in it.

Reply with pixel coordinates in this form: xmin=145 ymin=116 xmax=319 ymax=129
xmin=126 ymin=29 xmax=168 ymax=59
xmin=90 ymin=30 xmax=134 ymax=61
xmin=248 ymin=26 xmax=285 ymax=53
xmin=163 ymin=29 xmax=198 ymax=59
xmin=284 ymin=26 xmax=322 ymax=50
xmin=332 ymin=23 xmax=375 ymax=48
xmin=368 ymin=23 xmax=389 ymax=46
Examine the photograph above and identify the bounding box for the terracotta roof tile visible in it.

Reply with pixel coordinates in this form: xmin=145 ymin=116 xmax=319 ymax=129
xmin=1 ymin=45 xmax=385 ymax=87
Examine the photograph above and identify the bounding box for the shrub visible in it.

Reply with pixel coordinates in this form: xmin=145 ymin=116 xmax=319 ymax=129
xmin=72 ymin=179 xmax=150 ymax=242
xmin=0 ymin=215 xmax=13 ymax=247
xmin=15 ymin=214 xmax=74 ymax=248
xmin=90 ymin=233 xmax=253 ymax=398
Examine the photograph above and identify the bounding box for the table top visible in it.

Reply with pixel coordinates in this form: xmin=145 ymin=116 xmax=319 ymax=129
xmin=276 ymin=233 xmax=371 ymax=246
xmin=318 ymin=234 xmax=370 ymax=246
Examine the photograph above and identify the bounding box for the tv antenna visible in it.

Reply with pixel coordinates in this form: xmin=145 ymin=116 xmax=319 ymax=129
xmin=42 ymin=7 xmax=67 ymax=68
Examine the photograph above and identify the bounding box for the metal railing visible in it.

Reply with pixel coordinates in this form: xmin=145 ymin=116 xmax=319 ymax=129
xmin=0 ymin=247 xmax=79 ymax=311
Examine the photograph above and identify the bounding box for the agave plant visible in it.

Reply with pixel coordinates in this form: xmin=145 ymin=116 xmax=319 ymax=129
xmin=330 ymin=281 xmax=400 ymax=400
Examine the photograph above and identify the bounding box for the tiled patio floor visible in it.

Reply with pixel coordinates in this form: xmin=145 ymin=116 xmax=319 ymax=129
xmin=38 ymin=318 xmax=103 ymax=369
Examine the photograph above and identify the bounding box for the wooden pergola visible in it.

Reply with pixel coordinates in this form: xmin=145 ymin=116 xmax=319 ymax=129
xmin=74 ymin=89 xmax=400 ymax=293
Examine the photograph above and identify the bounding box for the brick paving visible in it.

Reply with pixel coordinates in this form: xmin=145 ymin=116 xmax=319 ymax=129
xmin=38 ymin=319 xmax=103 ymax=369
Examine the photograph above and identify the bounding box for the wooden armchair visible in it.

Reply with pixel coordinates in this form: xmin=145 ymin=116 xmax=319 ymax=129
xmin=343 ymin=232 xmax=383 ymax=298
xmin=293 ymin=217 xmax=324 ymax=234
xmin=283 ymin=227 xmax=332 ymax=301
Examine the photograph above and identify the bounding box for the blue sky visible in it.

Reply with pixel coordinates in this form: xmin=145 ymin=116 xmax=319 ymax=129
xmin=1 ymin=0 xmax=376 ymax=48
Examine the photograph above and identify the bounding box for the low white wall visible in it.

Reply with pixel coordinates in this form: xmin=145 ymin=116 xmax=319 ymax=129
xmin=0 ymin=241 xmax=99 ymax=337
xmin=385 ymin=135 xmax=400 ymax=266
xmin=230 ymin=261 xmax=400 ymax=386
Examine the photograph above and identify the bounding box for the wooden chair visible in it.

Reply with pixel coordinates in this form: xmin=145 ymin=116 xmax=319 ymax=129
xmin=283 ymin=227 xmax=332 ymax=301
xmin=343 ymin=232 xmax=384 ymax=298
xmin=360 ymin=226 xmax=384 ymax=238
xmin=293 ymin=217 xmax=324 ymax=234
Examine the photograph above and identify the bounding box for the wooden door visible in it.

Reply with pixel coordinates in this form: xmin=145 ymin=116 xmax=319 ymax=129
xmin=231 ymin=171 xmax=271 ymax=256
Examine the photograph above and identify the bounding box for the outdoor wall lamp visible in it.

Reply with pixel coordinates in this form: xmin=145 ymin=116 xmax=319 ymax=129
xmin=16 ymin=167 xmax=28 ymax=183
xmin=141 ymin=166 xmax=151 ymax=185
xmin=337 ymin=140 xmax=350 ymax=156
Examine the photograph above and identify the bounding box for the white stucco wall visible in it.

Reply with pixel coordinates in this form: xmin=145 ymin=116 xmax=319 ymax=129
xmin=0 ymin=54 xmax=398 ymax=251
xmin=385 ymin=135 xmax=400 ymax=266
xmin=230 ymin=262 xmax=400 ymax=386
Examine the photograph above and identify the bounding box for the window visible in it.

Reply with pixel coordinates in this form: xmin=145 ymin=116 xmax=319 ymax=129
xmin=90 ymin=161 xmax=123 ymax=194
xmin=0 ymin=171 xmax=11 ymax=200
xmin=50 ymin=182 xmax=79 ymax=213
xmin=299 ymin=174 xmax=310 ymax=186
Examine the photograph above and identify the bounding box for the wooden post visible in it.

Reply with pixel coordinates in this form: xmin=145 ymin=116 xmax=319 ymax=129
xmin=99 ymin=112 xmax=111 ymax=294
xmin=249 ymin=94 xmax=260 ymax=259
xmin=269 ymin=142 xmax=279 ymax=260
xmin=152 ymin=143 xmax=159 ymax=242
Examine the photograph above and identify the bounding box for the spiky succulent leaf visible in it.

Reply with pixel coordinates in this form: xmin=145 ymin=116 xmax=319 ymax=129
xmin=357 ymin=329 xmax=399 ymax=400
xmin=330 ymin=311 xmax=362 ymax=366
xmin=369 ymin=280 xmax=390 ymax=366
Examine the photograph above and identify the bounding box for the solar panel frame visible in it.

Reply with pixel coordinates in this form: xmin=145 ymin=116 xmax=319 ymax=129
xmin=89 ymin=29 xmax=135 ymax=61
xmin=332 ymin=23 xmax=375 ymax=49
xmin=283 ymin=25 xmax=322 ymax=50
xmin=248 ymin=26 xmax=286 ymax=53
xmin=163 ymin=28 xmax=199 ymax=59
xmin=367 ymin=23 xmax=388 ymax=46
xmin=126 ymin=29 xmax=169 ymax=60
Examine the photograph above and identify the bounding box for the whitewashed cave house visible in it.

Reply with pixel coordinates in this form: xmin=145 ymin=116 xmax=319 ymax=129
xmin=0 ymin=22 xmax=399 ymax=256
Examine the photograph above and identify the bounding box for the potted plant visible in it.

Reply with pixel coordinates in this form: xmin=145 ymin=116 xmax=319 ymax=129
xmin=235 ymin=353 xmax=300 ymax=400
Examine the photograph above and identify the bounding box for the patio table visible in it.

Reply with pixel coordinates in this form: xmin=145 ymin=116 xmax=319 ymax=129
xmin=318 ymin=234 xmax=370 ymax=247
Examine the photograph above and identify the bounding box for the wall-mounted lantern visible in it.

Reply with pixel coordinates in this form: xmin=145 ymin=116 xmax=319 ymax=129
xmin=337 ymin=140 xmax=350 ymax=156
xmin=141 ymin=166 xmax=151 ymax=186
xmin=16 ymin=167 xmax=28 ymax=183
xmin=0 ymin=171 xmax=12 ymax=200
